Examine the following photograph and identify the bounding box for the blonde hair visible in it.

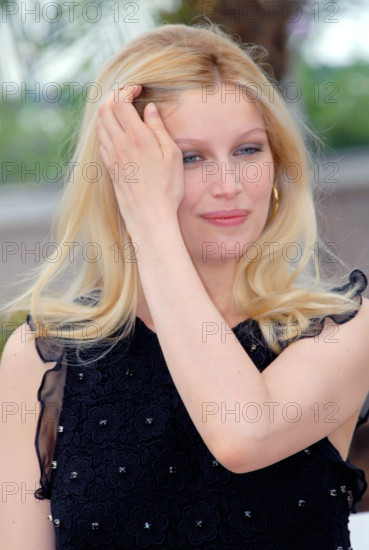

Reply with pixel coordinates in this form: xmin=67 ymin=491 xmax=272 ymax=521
xmin=2 ymin=21 xmax=362 ymax=355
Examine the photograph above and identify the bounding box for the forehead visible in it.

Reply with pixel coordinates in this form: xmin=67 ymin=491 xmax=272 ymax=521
xmin=159 ymin=87 xmax=265 ymax=132
xmin=161 ymin=86 xmax=263 ymax=114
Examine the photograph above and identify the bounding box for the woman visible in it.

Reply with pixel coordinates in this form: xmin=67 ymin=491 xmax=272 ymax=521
xmin=1 ymin=21 xmax=368 ymax=549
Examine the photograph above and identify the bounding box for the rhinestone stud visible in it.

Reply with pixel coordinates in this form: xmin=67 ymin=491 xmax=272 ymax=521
xmin=91 ymin=522 xmax=99 ymax=530
xmin=57 ymin=426 xmax=64 ymax=433
xmin=244 ymin=510 xmax=251 ymax=518
xmin=77 ymin=373 xmax=84 ymax=380
xmin=99 ymin=419 xmax=107 ymax=426
xmin=169 ymin=466 xmax=176 ymax=474
xmin=70 ymin=471 xmax=78 ymax=479
xmin=144 ymin=522 xmax=151 ymax=529
xmin=53 ymin=518 xmax=60 ymax=527
xmin=330 ymin=489 xmax=337 ymax=497
xmin=195 ymin=520 xmax=203 ymax=527
xmin=51 ymin=461 xmax=57 ymax=469
xmin=145 ymin=417 xmax=153 ymax=424
xmin=298 ymin=499 xmax=306 ymax=507
xmin=119 ymin=466 xmax=126 ymax=473
xmin=212 ymin=460 xmax=219 ymax=467
xmin=47 ymin=514 xmax=53 ymax=521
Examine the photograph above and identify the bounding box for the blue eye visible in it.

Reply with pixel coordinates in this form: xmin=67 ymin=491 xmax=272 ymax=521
xmin=183 ymin=146 xmax=262 ymax=164
xmin=183 ymin=154 xmax=200 ymax=164
xmin=237 ymin=147 xmax=261 ymax=155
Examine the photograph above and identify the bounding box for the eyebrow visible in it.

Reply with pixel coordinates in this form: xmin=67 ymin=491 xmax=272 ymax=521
xmin=173 ymin=127 xmax=267 ymax=145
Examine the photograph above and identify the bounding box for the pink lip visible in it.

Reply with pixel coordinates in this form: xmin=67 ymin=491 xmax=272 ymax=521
xmin=199 ymin=209 xmax=251 ymax=226
xmin=200 ymin=209 xmax=251 ymax=219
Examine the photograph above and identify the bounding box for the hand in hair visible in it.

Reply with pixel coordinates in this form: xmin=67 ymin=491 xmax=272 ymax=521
xmin=95 ymin=84 xmax=184 ymax=237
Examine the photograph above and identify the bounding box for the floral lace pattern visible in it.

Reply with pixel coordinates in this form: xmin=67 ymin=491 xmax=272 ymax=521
xmin=26 ymin=270 xmax=368 ymax=549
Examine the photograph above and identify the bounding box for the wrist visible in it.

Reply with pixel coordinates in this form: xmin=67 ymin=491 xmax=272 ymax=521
xmin=128 ymin=214 xmax=181 ymax=242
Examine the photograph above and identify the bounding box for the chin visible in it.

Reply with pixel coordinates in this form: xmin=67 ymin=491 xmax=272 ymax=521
xmin=192 ymin=240 xmax=242 ymax=264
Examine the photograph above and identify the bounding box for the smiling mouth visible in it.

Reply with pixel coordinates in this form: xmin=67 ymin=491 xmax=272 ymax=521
xmin=199 ymin=209 xmax=251 ymax=220
xmin=200 ymin=214 xmax=250 ymax=227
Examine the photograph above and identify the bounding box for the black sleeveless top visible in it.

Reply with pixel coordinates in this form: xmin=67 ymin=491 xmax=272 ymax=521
xmin=26 ymin=269 xmax=369 ymax=550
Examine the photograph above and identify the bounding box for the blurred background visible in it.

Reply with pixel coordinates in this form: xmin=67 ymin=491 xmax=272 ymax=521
xmin=1 ymin=0 xmax=369 ymax=535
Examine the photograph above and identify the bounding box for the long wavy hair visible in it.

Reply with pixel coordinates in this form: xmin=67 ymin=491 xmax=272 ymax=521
xmin=1 ymin=21 xmax=362 ymax=355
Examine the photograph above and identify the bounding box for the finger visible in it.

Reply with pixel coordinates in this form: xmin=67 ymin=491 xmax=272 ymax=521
xmin=97 ymin=85 xmax=143 ymax=150
xmin=97 ymin=95 xmax=128 ymax=147
xmin=98 ymin=143 xmax=113 ymax=174
xmin=97 ymin=103 xmax=136 ymax=159
xmin=115 ymin=82 xmax=142 ymax=103
xmin=109 ymin=84 xmax=146 ymax=134
xmin=95 ymin=119 xmax=115 ymax=156
xmin=143 ymin=103 xmax=181 ymax=155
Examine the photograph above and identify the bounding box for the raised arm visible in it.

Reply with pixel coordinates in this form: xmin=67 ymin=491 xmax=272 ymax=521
xmin=0 ymin=323 xmax=56 ymax=550
xmin=132 ymin=224 xmax=369 ymax=473
xmin=96 ymin=83 xmax=369 ymax=474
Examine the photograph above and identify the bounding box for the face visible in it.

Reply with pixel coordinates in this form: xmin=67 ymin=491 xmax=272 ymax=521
xmin=159 ymin=87 xmax=275 ymax=264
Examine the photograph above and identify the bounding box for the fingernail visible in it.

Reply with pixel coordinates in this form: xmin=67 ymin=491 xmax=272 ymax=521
xmin=146 ymin=103 xmax=158 ymax=116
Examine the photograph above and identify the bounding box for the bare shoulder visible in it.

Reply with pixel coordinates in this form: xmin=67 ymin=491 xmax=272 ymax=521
xmin=0 ymin=321 xmax=58 ymax=402
xmin=359 ymin=295 xmax=369 ymax=320
xmin=0 ymin=323 xmax=51 ymax=400
xmin=1 ymin=320 xmax=52 ymax=371
xmin=350 ymin=294 xmax=369 ymax=321
xmin=308 ymin=294 xmax=369 ymax=350
xmin=0 ymin=323 xmax=55 ymax=548
xmin=352 ymin=294 xmax=369 ymax=357
xmin=332 ymin=294 xmax=369 ymax=357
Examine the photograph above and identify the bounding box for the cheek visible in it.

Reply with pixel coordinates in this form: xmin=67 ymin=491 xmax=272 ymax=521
xmin=177 ymin=177 xmax=201 ymax=219
xmin=243 ymin=162 xmax=274 ymax=200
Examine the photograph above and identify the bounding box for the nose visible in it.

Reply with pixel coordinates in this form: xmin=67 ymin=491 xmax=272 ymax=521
xmin=205 ymin=160 xmax=243 ymax=198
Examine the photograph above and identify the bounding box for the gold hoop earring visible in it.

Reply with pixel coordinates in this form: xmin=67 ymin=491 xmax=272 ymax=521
xmin=267 ymin=184 xmax=279 ymax=221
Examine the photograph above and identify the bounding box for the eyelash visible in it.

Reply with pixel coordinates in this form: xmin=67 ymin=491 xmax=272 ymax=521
xmin=183 ymin=147 xmax=262 ymax=164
